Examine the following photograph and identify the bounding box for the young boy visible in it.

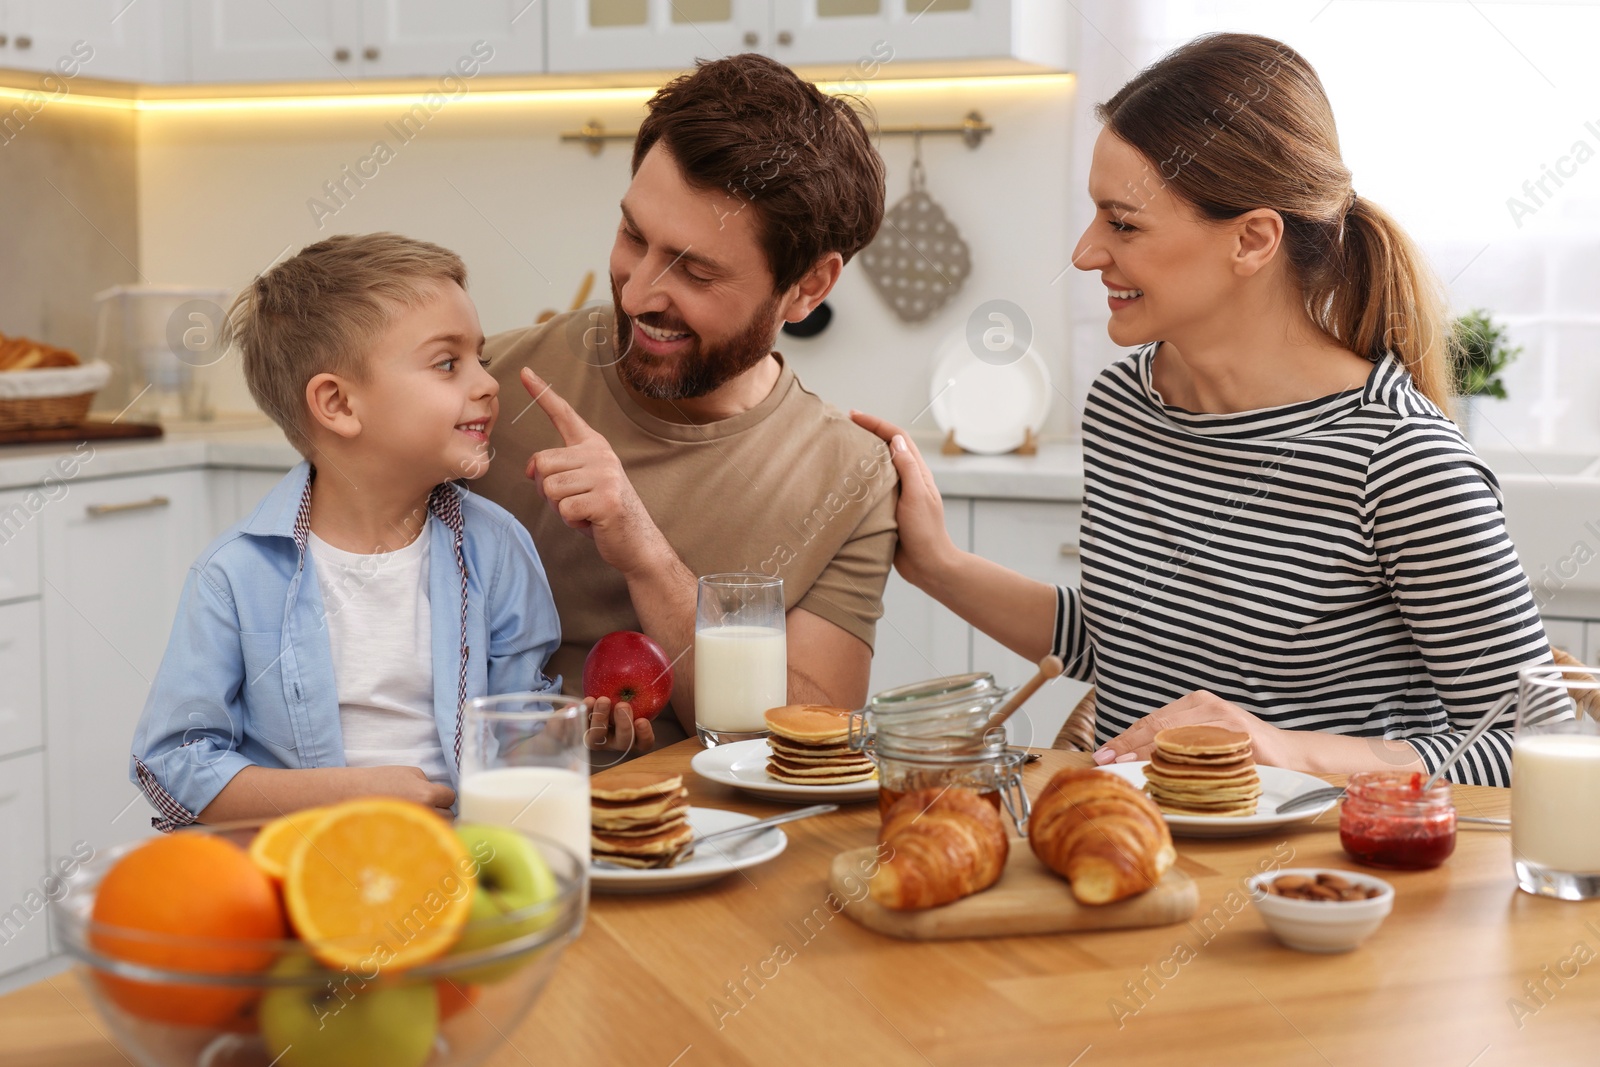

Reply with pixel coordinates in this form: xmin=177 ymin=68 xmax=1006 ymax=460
xmin=130 ymin=233 xmax=561 ymax=830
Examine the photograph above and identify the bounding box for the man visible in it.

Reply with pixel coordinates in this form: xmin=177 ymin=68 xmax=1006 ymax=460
xmin=477 ymin=53 xmax=897 ymax=754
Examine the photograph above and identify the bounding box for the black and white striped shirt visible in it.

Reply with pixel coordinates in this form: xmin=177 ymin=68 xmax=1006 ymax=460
xmin=1053 ymin=345 xmax=1551 ymax=786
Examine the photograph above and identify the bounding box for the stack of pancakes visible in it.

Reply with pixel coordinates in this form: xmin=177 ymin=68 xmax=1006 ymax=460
xmin=590 ymin=770 xmax=694 ymax=868
xmin=764 ymin=705 xmax=875 ymax=786
xmin=1143 ymin=725 xmax=1262 ymax=817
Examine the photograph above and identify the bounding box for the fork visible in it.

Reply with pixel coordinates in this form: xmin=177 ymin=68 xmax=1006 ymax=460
xmin=591 ymin=804 xmax=839 ymax=871
xmin=1274 ymin=786 xmax=1345 ymax=815
xmin=666 ymin=803 xmax=839 ymax=866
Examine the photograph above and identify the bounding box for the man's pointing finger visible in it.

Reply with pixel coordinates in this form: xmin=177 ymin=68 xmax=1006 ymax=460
xmin=521 ymin=367 xmax=596 ymax=446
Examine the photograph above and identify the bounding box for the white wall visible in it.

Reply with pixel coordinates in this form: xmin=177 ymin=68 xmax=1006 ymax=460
xmin=136 ymin=4 xmax=1600 ymax=449
xmin=135 ymin=76 xmax=1077 ymax=437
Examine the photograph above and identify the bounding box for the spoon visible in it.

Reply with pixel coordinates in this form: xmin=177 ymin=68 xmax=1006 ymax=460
xmin=1420 ymin=692 xmax=1516 ymax=791
xmin=1275 ymin=693 xmax=1518 ymax=815
xmin=666 ymin=803 xmax=839 ymax=867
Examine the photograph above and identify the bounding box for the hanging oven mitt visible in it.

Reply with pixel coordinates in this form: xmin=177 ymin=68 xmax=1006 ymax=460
xmin=859 ymin=141 xmax=971 ymax=324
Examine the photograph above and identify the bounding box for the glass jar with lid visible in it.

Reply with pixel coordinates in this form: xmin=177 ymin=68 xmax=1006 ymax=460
xmin=855 ymin=673 xmax=1030 ymax=833
xmin=1338 ymin=770 xmax=1457 ymax=869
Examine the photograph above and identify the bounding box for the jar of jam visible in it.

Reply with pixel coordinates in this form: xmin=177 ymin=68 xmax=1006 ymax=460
xmin=1339 ymin=770 xmax=1457 ymax=870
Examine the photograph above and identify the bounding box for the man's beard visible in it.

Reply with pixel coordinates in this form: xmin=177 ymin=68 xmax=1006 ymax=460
xmin=612 ymin=282 xmax=782 ymax=401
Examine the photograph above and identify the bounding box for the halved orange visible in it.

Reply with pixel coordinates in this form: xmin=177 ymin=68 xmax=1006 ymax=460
xmin=247 ymin=805 xmax=335 ymax=881
xmin=281 ymin=799 xmax=475 ymax=971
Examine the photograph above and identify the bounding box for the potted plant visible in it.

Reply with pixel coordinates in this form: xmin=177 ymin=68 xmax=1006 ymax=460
xmin=1449 ymin=308 xmax=1522 ymax=442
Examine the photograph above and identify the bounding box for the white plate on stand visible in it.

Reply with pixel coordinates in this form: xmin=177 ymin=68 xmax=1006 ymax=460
xmin=1097 ymin=762 xmax=1340 ymax=838
xmin=690 ymin=738 xmax=879 ymax=804
xmin=928 ymin=329 xmax=1052 ymax=455
xmin=590 ymin=807 xmax=787 ymax=894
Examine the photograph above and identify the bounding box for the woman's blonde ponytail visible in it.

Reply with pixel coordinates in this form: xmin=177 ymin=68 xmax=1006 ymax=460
xmin=1324 ymin=195 xmax=1454 ymax=417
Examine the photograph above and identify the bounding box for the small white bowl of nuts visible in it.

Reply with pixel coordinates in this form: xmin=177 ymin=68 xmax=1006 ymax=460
xmin=1246 ymin=868 xmax=1394 ymax=953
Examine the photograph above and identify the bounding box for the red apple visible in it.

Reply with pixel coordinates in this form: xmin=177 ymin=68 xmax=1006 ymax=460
xmin=583 ymin=631 xmax=674 ymax=721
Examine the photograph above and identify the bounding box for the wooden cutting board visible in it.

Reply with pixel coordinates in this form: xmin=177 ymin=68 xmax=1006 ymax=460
xmin=829 ymin=842 xmax=1198 ymax=940
xmin=0 ymin=420 xmax=162 ymax=446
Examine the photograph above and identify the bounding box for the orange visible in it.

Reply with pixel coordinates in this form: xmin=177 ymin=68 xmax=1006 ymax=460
xmin=281 ymin=798 xmax=475 ymax=971
xmin=90 ymin=833 xmax=287 ymax=1028
xmin=247 ymin=806 xmax=335 ymax=881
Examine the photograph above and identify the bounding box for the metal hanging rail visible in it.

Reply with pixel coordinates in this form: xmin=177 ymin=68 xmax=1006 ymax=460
xmin=560 ymin=110 xmax=993 ymax=156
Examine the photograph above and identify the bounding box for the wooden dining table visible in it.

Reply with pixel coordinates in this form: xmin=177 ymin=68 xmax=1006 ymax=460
xmin=4 ymin=743 xmax=1598 ymax=1066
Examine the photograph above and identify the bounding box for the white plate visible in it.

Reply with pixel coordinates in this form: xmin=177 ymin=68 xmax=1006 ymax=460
xmin=928 ymin=329 xmax=1052 ymax=455
xmin=1096 ymin=762 xmax=1339 ymax=838
xmin=589 ymin=807 xmax=787 ymax=894
xmin=690 ymin=738 xmax=879 ymax=804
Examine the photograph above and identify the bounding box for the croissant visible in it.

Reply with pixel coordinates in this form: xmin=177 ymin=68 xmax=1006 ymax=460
xmin=1030 ymin=768 xmax=1176 ymax=905
xmin=869 ymin=787 xmax=1009 ymax=910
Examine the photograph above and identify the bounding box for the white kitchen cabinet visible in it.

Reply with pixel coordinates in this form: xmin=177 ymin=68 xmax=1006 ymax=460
xmin=548 ymin=0 xmax=765 ymax=74
xmin=189 ymin=0 xmax=360 ymax=82
xmin=360 ymin=0 xmax=541 ymax=78
xmin=0 ymin=751 xmax=48 ymax=977
xmin=868 ymin=498 xmax=971 ymax=696
xmin=205 ymin=467 xmax=294 ymax=538
xmin=42 ymin=469 xmax=210 ymax=862
xmin=235 ymin=468 xmax=290 ymax=507
xmin=190 ymin=0 xmax=542 ymax=83
xmin=0 ymin=490 xmax=40 ymax=604
xmin=0 ymin=601 xmax=43 ymax=760
xmin=970 ymin=498 xmax=1089 ymax=748
xmin=1543 ymin=617 xmax=1586 ymax=661
xmin=770 ymin=0 xmax=1070 ymax=72
xmin=0 ymin=0 xmax=185 ymax=82
xmin=1585 ymin=623 xmax=1600 ymax=666
xmin=548 ymin=0 xmax=1068 ymax=75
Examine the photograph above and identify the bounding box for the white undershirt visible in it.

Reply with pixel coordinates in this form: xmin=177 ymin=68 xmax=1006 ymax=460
xmin=308 ymin=523 xmax=449 ymax=785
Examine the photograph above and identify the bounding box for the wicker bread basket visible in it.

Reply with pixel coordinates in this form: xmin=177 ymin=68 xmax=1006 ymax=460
xmin=0 ymin=362 xmax=113 ymax=431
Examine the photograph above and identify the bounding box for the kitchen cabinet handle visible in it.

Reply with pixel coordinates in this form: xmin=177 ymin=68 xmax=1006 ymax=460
xmin=0 ymin=34 xmax=9 ymax=46
xmin=15 ymin=35 xmax=31 ymax=49
xmin=776 ymin=30 xmax=793 ymax=45
xmin=86 ymin=495 xmax=170 ymax=518
xmin=364 ymin=46 xmax=380 ymax=61
xmin=743 ymin=30 xmax=759 ymax=46
xmin=1059 ymin=543 xmax=1080 ymax=558
xmin=334 ymin=46 xmax=351 ymax=62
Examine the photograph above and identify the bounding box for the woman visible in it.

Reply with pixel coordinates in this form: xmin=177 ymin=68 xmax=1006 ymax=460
xmin=853 ymin=32 xmax=1549 ymax=786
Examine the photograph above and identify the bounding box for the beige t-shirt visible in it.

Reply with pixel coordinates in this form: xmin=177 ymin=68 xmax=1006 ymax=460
xmin=476 ymin=307 xmax=899 ymax=737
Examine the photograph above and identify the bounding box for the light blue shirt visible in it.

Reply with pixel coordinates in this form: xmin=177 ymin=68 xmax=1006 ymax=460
xmin=130 ymin=461 xmax=561 ymax=829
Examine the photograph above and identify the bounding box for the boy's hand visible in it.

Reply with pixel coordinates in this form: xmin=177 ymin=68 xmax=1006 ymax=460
xmin=583 ymin=695 xmax=655 ymax=758
xmin=352 ymin=765 xmax=457 ymax=816
xmin=521 ymin=369 xmax=675 ymax=580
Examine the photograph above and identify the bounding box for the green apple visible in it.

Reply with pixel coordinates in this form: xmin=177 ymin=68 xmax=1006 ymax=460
xmin=450 ymin=823 xmax=560 ymax=984
xmin=259 ymin=955 xmax=438 ymax=1067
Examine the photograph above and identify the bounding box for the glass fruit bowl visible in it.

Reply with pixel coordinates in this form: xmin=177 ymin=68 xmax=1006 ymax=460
xmin=49 ymin=820 xmax=585 ymax=1067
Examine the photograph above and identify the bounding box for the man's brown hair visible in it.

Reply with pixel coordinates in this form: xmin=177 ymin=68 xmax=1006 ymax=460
xmin=633 ymin=53 xmax=886 ymax=293
xmin=225 ymin=232 xmax=467 ymax=455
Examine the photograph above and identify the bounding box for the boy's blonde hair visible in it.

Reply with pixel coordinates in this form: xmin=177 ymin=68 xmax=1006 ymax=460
xmin=225 ymin=232 xmax=467 ymax=455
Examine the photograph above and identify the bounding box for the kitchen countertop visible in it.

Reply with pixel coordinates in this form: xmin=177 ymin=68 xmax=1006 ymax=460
xmin=0 ymin=420 xmax=1087 ymax=502
xmin=0 ymin=419 xmax=300 ymax=492
xmin=917 ymin=438 xmax=1084 ymax=501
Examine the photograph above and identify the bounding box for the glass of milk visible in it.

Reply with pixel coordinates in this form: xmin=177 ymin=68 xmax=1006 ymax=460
xmin=1512 ymin=663 xmax=1600 ymax=899
xmin=459 ymin=693 xmax=590 ymax=866
xmin=694 ymin=573 xmax=786 ymax=747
